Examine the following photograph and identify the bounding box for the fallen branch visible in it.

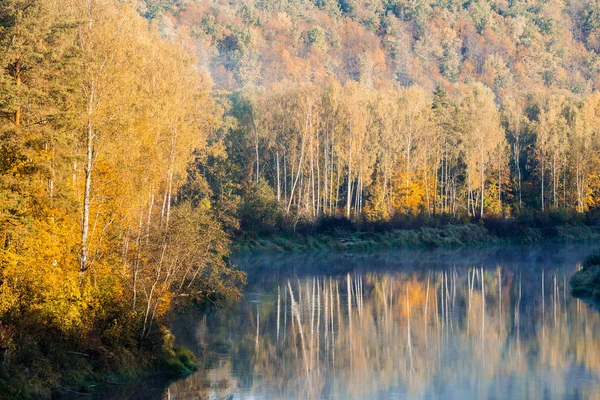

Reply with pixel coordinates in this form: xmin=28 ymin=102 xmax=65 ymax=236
xmin=67 ymin=351 xmax=90 ymax=357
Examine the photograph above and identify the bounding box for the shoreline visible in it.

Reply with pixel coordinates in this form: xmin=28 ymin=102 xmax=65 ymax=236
xmin=570 ymin=254 xmax=600 ymax=305
xmin=1 ymin=329 xmax=197 ymax=400
xmin=232 ymin=224 xmax=600 ymax=254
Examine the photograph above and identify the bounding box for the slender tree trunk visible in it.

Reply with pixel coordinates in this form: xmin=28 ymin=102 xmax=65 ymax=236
xmin=576 ymin=163 xmax=583 ymax=212
xmin=433 ymin=151 xmax=439 ymax=216
xmin=552 ymin=153 xmax=557 ymax=208
xmin=81 ymin=79 xmax=95 ymax=278
xmin=406 ymin=116 xmax=413 ymax=189
xmin=498 ymin=155 xmax=502 ymax=213
xmin=424 ymin=157 xmax=431 ymax=216
xmin=480 ymin=148 xmax=485 ymax=219
xmin=329 ymin=137 xmax=335 ymax=215
xmin=541 ymin=154 xmax=545 ymax=212
xmin=299 ymin=168 xmax=305 ymax=212
xmin=276 ymin=149 xmax=281 ymax=202
xmin=317 ymin=138 xmax=321 ymax=216
xmin=146 ymin=192 xmax=154 ymax=241
xmin=346 ymin=146 xmax=353 ymax=219
xmin=335 ymin=158 xmax=341 ymax=216
xmin=323 ymin=133 xmax=328 ymax=214
xmin=160 ymin=190 xmax=167 ymax=226
xmin=441 ymin=156 xmax=446 ymax=213
xmin=442 ymin=157 xmax=446 ymax=213
xmin=254 ymin=127 xmax=260 ymax=183
xmin=13 ymin=60 xmax=22 ymax=127
xmin=516 ymin=142 xmax=522 ymax=210
xmin=165 ymin=132 xmax=176 ymax=229
xmin=310 ymin=133 xmax=316 ymax=217
xmin=563 ymin=167 xmax=566 ymax=209
xmin=467 ymin=179 xmax=471 ymax=218
xmin=287 ymin=131 xmax=307 ymax=212
xmin=284 ymin=152 xmax=287 ymax=207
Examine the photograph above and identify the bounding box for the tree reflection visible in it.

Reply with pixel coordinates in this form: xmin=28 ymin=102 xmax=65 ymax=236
xmin=167 ymin=251 xmax=600 ymax=399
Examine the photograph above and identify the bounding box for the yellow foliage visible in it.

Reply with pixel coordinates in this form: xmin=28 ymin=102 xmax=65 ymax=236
xmin=392 ymin=171 xmax=428 ymax=214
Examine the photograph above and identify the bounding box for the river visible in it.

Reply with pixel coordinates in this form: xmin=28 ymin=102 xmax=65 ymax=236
xmin=92 ymin=244 xmax=600 ymax=399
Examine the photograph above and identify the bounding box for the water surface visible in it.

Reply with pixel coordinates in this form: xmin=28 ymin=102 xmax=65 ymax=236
xmin=98 ymin=245 xmax=600 ymax=399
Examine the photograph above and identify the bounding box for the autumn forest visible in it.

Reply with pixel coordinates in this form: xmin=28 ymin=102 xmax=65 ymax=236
xmin=3 ymin=0 xmax=600 ymax=396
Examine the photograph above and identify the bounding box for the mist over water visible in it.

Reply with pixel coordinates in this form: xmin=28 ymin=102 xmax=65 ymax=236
xmin=99 ymin=245 xmax=600 ymax=399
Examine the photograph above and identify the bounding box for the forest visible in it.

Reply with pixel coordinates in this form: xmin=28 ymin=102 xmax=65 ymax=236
xmin=0 ymin=0 xmax=244 ymax=396
xmin=157 ymin=0 xmax=600 ymax=233
xmin=3 ymin=0 xmax=600 ymax=396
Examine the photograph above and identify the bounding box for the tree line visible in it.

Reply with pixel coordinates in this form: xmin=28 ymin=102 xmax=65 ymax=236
xmin=217 ymin=81 xmax=600 ymax=233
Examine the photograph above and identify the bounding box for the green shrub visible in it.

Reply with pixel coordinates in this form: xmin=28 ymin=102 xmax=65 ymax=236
xmin=240 ymin=180 xmax=283 ymax=234
xmin=583 ymin=252 xmax=600 ymax=269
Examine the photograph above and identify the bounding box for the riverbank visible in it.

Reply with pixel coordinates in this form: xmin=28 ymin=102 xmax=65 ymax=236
xmin=570 ymin=254 xmax=600 ymax=304
xmin=0 ymin=327 xmax=197 ymax=399
xmin=232 ymin=223 xmax=600 ymax=254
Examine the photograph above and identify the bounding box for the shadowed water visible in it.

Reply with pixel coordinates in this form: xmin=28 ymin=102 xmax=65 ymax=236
xmin=94 ymin=244 xmax=600 ymax=399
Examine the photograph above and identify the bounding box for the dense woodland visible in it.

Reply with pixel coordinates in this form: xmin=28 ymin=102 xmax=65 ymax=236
xmin=0 ymin=0 xmax=243 ymax=396
xmin=155 ymin=0 xmax=600 ymax=230
xmin=4 ymin=0 xmax=600 ymax=395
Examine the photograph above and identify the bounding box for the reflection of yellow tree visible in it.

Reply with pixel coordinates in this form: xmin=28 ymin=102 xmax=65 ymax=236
xmin=169 ymin=266 xmax=600 ymax=399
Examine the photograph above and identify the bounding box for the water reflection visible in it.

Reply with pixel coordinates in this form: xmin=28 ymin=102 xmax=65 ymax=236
xmin=103 ymin=245 xmax=600 ymax=399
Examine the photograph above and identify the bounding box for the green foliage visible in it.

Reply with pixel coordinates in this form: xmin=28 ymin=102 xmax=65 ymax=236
xmin=583 ymin=2 xmax=600 ymax=36
xmin=306 ymin=26 xmax=328 ymax=51
xmin=339 ymin=0 xmax=357 ymax=16
xmin=241 ymin=180 xmax=282 ymax=234
xmin=157 ymin=329 xmax=199 ymax=376
xmin=583 ymin=252 xmax=600 ymax=269
xmin=140 ymin=0 xmax=179 ymax=21
xmin=570 ymin=254 xmax=600 ymax=302
xmin=233 ymin=215 xmax=600 ymax=254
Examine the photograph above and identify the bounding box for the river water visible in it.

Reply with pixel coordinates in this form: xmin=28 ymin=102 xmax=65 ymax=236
xmin=96 ymin=244 xmax=600 ymax=399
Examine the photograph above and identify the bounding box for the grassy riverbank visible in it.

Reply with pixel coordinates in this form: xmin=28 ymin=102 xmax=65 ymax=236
xmin=570 ymin=254 xmax=600 ymax=304
xmin=0 ymin=327 xmax=197 ymax=399
xmin=233 ymin=223 xmax=600 ymax=254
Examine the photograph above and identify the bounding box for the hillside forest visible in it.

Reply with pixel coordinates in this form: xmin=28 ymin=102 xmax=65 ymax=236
xmin=164 ymin=0 xmax=600 ymax=229
xmin=3 ymin=0 xmax=600 ymax=396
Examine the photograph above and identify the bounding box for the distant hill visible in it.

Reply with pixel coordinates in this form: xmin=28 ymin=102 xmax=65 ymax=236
xmin=147 ymin=0 xmax=600 ymax=96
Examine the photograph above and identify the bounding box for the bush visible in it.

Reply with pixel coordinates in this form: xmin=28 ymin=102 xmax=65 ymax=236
xmin=583 ymin=253 xmax=600 ymax=269
xmin=240 ymin=180 xmax=283 ymax=234
xmin=316 ymin=216 xmax=355 ymax=233
xmin=570 ymin=261 xmax=600 ymax=301
xmin=548 ymin=208 xmax=571 ymax=226
xmin=585 ymin=207 xmax=600 ymax=225
xmin=482 ymin=216 xmax=520 ymax=238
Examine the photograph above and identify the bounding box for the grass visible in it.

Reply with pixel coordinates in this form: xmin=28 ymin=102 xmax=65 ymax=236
xmin=157 ymin=344 xmax=199 ymax=377
xmin=570 ymin=252 xmax=600 ymax=303
xmin=0 ymin=327 xmax=198 ymax=399
xmin=233 ymin=224 xmax=600 ymax=254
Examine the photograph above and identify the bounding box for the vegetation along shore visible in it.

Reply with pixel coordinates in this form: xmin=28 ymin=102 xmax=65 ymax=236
xmin=571 ymin=253 xmax=600 ymax=304
xmin=234 ymin=215 xmax=600 ymax=253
